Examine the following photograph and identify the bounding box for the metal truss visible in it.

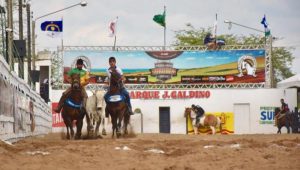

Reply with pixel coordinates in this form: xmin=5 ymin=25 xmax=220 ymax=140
xmin=52 ymin=44 xmax=268 ymax=90
xmin=264 ymin=36 xmax=272 ymax=88
xmin=63 ymin=44 xmax=264 ymax=51
xmin=61 ymin=83 xmax=265 ymax=90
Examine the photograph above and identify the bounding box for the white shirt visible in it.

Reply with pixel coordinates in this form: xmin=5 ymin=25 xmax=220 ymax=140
xmin=106 ymin=66 xmax=123 ymax=79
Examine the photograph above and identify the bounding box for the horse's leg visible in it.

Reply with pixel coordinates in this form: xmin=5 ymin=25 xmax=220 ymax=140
xmin=111 ymin=114 xmax=117 ymax=138
xmin=210 ymin=126 xmax=216 ymax=135
xmin=66 ymin=126 xmax=70 ymax=140
xmin=277 ymin=125 xmax=281 ymax=134
xmin=123 ymin=114 xmax=130 ymax=135
xmin=116 ymin=114 xmax=123 ymax=138
xmin=70 ymin=123 xmax=75 ymax=139
xmin=75 ymin=119 xmax=83 ymax=140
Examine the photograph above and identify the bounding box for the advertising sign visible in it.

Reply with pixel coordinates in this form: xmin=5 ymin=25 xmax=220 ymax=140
xmin=260 ymin=106 xmax=276 ymax=124
xmin=187 ymin=112 xmax=234 ymax=134
xmin=63 ymin=49 xmax=265 ymax=84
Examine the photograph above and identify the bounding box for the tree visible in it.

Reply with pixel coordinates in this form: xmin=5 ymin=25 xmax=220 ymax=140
xmin=173 ymin=23 xmax=295 ymax=83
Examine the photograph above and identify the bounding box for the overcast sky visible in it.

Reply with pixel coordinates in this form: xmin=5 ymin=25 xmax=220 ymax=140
xmin=30 ymin=0 xmax=300 ymax=74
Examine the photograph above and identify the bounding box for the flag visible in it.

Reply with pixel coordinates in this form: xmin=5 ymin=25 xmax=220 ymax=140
xmin=260 ymin=15 xmax=268 ymax=28
xmin=108 ymin=17 xmax=118 ymax=37
xmin=41 ymin=20 xmax=63 ymax=32
xmin=153 ymin=11 xmax=165 ymax=27
xmin=260 ymin=15 xmax=271 ymax=36
xmin=41 ymin=20 xmax=63 ymax=38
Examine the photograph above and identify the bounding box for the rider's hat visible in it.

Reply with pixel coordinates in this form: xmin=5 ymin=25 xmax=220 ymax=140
xmin=191 ymin=104 xmax=196 ymax=108
xmin=76 ymin=59 xmax=84 ymax=65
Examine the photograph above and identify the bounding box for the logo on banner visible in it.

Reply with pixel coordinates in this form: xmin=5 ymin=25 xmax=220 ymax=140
xmin=260 ymin=106 xmax=276 ymax=124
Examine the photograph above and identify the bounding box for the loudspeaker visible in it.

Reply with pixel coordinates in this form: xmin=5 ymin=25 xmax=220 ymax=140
xmin=13 ymin=40 xmax=26 ymax=58
xmin=30 ymin=70 xmax=40 ymax=83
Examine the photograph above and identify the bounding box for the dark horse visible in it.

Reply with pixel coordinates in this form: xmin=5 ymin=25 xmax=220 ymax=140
xmin=274 ymin=107 xmax=292 ymax=134
xmin=105 ymin=69 xmax=130 ymax=138
xmin=61 ymin=74 xmax=85 ymax=139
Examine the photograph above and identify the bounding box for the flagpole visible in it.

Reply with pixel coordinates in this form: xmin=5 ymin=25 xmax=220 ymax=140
xmin=113 ymin=35 xmax=116 ymax=51
xmin=113 ymin=16 xmax=118 ymax=51
xmin=163 ymin=6 xmax=166 ymax=50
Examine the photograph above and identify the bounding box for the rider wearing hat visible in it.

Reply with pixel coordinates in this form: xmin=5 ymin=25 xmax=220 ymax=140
xmin=54 ymin=59 xmax=90 ymax=113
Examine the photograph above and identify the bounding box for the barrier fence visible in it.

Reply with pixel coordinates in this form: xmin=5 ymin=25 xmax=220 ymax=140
xmin=0 ymin=56 xmax=52 ymax=142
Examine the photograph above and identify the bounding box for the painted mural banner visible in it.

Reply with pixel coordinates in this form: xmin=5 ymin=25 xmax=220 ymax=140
xmin=187 ymin=112 xmax=234 ymax=134
xmin=260 ymin=106 xmax=276 ymax=124
xmin=63 ymin=49 xmax=265 ymax=84
xmin=52 ymin=103 xmax=65 ymax=127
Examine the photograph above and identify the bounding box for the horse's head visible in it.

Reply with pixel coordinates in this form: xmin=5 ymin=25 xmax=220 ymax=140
xmin=71 ymin=74 xmax=81 ymax=90
xmin=95 ymin=90 xmax=105 ymax=111
xmin=109 ymin=69 xmax=123 ymax=91
xmin=184 ymin=107 xmax=192 ymax=118
xmin=274 ymin=107 xmax=281 ymax=116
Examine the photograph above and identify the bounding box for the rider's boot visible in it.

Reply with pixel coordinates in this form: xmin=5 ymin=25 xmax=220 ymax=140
xmin=54 ymin=97 xmax=65 ymax=113
xmin=127 ymin=105 xmax=134 ymax=115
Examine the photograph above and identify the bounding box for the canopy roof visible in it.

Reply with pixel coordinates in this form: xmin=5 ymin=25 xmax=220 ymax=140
xmin=277 ymin=74 xmax=300 ymax=88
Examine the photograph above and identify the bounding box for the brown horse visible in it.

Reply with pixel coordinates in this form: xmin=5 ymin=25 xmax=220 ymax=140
xmin=184 ymin=107 xmax=222 ymax=135
xmin=105 ymin=69 xmax=130 ymax=138
xmin=274 ymin=107 xmax=292 ymax=134
xmin=61 ymin=74 xmax=85 ymax=139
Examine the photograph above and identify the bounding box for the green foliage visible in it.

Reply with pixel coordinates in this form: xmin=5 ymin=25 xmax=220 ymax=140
xmin=172 ymin=24 xmax=295 ymax=82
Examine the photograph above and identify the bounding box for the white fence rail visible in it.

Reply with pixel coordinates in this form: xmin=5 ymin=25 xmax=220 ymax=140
xmin=0 ymin=56 xmax=52 ymax=142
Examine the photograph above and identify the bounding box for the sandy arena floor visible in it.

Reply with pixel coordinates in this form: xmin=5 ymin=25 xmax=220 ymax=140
xmin=0 ymin=133 xmax=300 ymax=170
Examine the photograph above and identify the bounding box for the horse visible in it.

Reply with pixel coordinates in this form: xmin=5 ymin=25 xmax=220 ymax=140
xmin=86 ymin=90 xmax=107 ymax=138
xmin=105 ymin=69 xmax=130 ymax=138
xmin=274 ymin=107 xmax=292 ymax=134
xmin=184 ymin=107 xmax=222 ymax=135
xmin=241 ymin=60 xmax=256 ymax=77
xmin=61 ymin=74 xmax=85 ymax=140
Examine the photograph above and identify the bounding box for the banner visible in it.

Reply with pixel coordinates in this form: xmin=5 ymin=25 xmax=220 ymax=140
xmin=187 ymin=112 xmax=234 ymax=134
xmin=259 ymin=106 xmax=276 ymax=124
xmin=63 ymin=49 xmax=265 ymax=84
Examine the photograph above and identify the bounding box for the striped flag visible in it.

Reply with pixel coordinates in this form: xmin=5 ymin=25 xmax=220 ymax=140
xmin=108 ymin=17 xmax=118 ymax=37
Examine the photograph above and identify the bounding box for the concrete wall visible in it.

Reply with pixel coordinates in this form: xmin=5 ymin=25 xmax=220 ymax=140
xmin=52 ymin=88 xmax=297 ymax=134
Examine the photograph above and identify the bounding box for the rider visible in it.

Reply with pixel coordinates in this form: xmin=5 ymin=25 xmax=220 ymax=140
xmin=204 ymin=33 xmax=216 ymax=50
xmin=191 ymin=104 xmax=205 ymax=125
xmin=104 ymin=56 xmax=134 ymax=116
xmin=53 ymin=59 xmax=89 ymax=113
xmin=274 ymin=98 xmax=289 ymax=126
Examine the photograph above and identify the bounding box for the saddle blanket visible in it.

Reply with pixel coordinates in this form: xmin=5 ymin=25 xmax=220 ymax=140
xmin=107 ymin=95 xmax=125 ymax=103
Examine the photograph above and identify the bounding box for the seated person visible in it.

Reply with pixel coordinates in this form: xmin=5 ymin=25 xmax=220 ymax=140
xmin=204 ymin=33 xmax=216 ymax=50
xmin=191 ymin=104 xmax=205 ymax=125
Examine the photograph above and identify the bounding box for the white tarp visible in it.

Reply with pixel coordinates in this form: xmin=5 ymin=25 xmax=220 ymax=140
xmin=277 ymin=74 xmax=300 ymax=89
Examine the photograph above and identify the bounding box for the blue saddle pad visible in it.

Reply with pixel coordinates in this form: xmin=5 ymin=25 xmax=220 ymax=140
xmin=107 ymin=94 xmax=125 ymax=103
xmin=65 ymin=98 xmax=82 ymax=109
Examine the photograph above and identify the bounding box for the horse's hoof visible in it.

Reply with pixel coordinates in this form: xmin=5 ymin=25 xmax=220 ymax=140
xmin=102 ymin=130 xmax=107 ymax=135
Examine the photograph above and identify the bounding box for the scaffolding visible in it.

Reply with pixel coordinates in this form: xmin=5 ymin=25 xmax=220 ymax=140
xmin=52 ymin=44 xmax=270 ymax=90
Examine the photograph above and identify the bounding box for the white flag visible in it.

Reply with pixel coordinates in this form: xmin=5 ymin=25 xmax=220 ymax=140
xmin=108 ymin=17 xmax=118 ymax=37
